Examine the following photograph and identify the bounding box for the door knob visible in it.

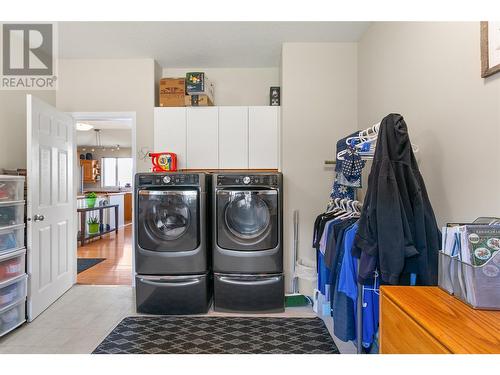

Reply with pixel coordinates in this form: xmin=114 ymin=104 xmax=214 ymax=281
xmin=33 ymin=214 xmax=45 ymax=222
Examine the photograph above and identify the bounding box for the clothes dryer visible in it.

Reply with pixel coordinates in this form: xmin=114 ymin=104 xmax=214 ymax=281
xmin=135 ymin=172 xmax=211 ymax=314
xmin=212 ymin=172 xmax=284 ymax=313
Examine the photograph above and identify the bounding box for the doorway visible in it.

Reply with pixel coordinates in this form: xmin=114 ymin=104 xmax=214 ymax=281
xmin=72 ymin=113 xmax=136 ymax=286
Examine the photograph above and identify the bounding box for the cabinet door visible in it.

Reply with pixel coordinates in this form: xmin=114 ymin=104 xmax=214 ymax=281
xmin=218 ymin=106 xmax=248 ymax=169
xmin=154 ymin=107 xmax=187 ymax=169
xmin=186 ymin=107 xmax=219 ymax=169
xmin=81 ymin=161 xmax=93 ymax=182
xmin=124 ymin=193 xmax=132 ymax=223
xmin=248 ymin=106 xmax=280 ymax=169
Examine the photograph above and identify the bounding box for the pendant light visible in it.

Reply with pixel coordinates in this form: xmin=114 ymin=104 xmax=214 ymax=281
xmin=92 ymin=129 xmax=102 ymax=152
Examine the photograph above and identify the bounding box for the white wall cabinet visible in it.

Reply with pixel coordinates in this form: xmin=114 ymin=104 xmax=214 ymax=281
xmin=218 ymin=106 xmax=249 ymax=169
xmin=249 ymin=106 xmax=280 ymax=169
xmin=186 ymin=107 xmax=219 ymax=169
xmin=153 ymin=107 xmax=187 ymax=169
xmin=153 ymin=106 xmax=280 ymax=170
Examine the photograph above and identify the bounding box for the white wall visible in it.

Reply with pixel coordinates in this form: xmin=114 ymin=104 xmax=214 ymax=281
xmin=358 ymin=22 xmax=500 ymax=226
xmin=281 ymin=43 xmax=358 ymax=294
xmin=0 ymin=91 xmax=56 ymax=170
xmin=162 ymin=67 xmax=280 ymax=106
xmin=56 ymin=59 xmax=157 ymax=172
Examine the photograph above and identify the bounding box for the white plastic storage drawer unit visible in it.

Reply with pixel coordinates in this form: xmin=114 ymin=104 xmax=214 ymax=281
xmin=0 ymin=248 xmax=26 ymax=283
xmin=0 ymin=201 xmax=25 ymax=228
xmin=0 ymin=224 xmax=25 ymax=253
xmin=0 ymin=176 xmax=24 ymax=202
xmin=0 ymin=299 xmax=26 ymax=337
xmin=0 ymin=274 xmax=27 ymax=310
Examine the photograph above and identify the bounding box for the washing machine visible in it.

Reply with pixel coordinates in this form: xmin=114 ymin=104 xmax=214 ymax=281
xmin=134 ymin=172 xmax=211 ymax=314
xmin=212 ymin=172 xmax=284 ymax=313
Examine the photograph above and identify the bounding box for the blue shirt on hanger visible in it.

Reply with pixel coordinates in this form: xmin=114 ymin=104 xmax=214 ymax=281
xmin=331 ymin=222 xmax=357 ymax=342
xmin=317 ymin=250 xmax=331 ymax=297
xmin=338 ymin=223 xmax=379 ymax=348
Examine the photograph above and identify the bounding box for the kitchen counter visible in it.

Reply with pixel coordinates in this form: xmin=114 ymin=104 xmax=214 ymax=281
xmin=77 ymin=191 xmax=131 ymax=199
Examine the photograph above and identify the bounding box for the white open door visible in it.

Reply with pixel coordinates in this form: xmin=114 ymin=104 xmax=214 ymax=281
xmin=26 ymin=95 xmax=75 ymax=321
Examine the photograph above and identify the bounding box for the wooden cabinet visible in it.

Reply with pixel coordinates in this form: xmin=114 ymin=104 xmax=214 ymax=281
xmin=380 ymin=291 xmax=450 ymax=354
xmin=380 ymin=286 xmax=500 ymax=354
xmin=154 ymin=107 xmax=187 ymax=169
xmin=218 ymin=106 xmax=248 ymax=169
xmin=153 ymin=106 xmax=280 ymax=170
xmin=248 ymin=106 xmax=280 ymax=169
xmin=124 ymin=192 xmax=132 ymax=224
xmin=80 ymin=160 xmax=99 ymax=183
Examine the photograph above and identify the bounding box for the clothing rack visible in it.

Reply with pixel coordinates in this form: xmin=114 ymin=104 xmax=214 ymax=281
xmin=337 ymin=120 xmax=417 ymax=354
xmin=324 ymin=121 xmax=382 ymax=354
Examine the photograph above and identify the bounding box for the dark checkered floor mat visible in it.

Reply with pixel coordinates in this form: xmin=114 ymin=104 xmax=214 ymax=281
xmin=93 ymin=316 xmax=339 ymax=354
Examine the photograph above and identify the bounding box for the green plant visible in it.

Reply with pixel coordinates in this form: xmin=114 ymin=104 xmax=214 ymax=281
xmin=85 ymin=192 xmax=97 ymax=208
xmin=87 ymin=217 xmax=100 ymax=225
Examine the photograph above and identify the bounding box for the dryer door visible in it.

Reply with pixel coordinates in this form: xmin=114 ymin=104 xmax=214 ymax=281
xmin=138 ymin=189 xmax=199 ymax=251
xmin=217 ymin=189 xmax=278 ymax=251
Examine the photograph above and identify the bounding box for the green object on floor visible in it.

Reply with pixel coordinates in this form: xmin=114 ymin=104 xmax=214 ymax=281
xmin=285 ymin=294 xmax=312 ymax=307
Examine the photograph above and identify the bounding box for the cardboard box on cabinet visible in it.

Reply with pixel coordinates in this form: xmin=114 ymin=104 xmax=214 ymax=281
xmin=159 ymin=78 xmax=186 ymax=107
xmin=184 ymin=94 xmax=214 ymax=107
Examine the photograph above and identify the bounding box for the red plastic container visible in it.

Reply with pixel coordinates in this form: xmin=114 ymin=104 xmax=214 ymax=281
xmin=149 ymin=152 xmax=178 ymax=172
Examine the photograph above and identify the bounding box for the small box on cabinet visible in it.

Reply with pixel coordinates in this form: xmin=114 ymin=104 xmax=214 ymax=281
xmin=185 ymin=95 xmax=214 ymax=107
xmin=186 ymin=72 xmax=215 ymax=101
xmin=159 ymin=78 xmax=186 ymax=107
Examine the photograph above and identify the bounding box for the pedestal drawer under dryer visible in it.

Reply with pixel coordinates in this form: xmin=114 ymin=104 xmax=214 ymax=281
xmin=214 ymin=273 xmax=284 ymax=313
xmin=135 ymin=273 xmax=212 ymax=315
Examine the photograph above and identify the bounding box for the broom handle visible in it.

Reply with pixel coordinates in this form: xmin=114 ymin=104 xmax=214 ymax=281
xmin=292 ymin=210 xmax=299 ymax=294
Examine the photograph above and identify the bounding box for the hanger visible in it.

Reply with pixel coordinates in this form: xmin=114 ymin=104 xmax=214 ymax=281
xmin=362 ymin=270 xmax=380 ymax=304
xmin=325 ymin=197 xmax=342 ymax=215
xmin=335 ymin=199 xmax=361 ymax=220
xmin=336 ymin=121 xmax=419 ymax=161
xmin=338 ymin=131 xmax=378 ymax=161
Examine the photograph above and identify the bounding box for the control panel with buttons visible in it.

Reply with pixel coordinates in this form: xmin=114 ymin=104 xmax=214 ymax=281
xmin=139 ymin=174 xmax=200 ymax=186
xmin=217 ymin=174 xmax=279 ymax=187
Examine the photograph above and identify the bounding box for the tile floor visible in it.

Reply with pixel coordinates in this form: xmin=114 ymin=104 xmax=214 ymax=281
xmin=0 ymin=285 xmax=356 ymax=354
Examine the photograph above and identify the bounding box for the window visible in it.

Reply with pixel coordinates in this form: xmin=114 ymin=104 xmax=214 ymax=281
xmin=102 ymin=158 xmax=117 ymax=186
xmin=117 ymin=158 xmax=133 ymax=186
xmin=102 ymin=157 xmax=133 ymax=187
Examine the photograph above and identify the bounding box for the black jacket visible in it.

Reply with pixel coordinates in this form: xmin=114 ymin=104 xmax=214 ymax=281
xmin=352 ymin=114 xmax=441 ymax=285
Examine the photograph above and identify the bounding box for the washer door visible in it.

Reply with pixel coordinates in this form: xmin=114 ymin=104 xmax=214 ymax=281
xmin=138 ymin=189 xmax=199 ymax=251
xmin=217 ymin=189 xmax=278 ymax=251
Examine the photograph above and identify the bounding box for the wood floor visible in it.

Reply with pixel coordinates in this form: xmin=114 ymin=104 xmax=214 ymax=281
xmin=77 ymin=224 xmax=133 ymax=285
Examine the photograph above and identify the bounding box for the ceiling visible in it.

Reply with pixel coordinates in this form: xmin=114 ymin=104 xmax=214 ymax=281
xmin=77 ymin=129 xmax=132 ymax=147
xmin=59 ymin=22 xmax=371 ymax=67
xmin=77 ymin=120 xmax=132 ymax=130
xmin=76 ymin=119 xmax=132 ymax=147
